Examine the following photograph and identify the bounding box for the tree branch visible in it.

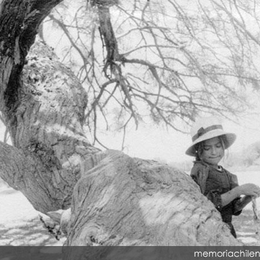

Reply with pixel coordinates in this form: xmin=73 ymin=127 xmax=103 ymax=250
xmin=0 ymin=141 xmax=64 ymax=212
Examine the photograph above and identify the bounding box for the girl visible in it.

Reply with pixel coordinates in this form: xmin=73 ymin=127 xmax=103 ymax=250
xmin=186 ymin=116 xmax=260 ymax=238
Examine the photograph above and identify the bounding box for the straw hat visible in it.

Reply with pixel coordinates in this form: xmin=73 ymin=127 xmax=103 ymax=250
xmin=185 ymin=116 xmax=236 ymax=156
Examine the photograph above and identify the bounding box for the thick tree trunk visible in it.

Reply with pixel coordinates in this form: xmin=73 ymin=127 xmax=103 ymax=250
xmin=0 ymin=0 xmax=242 ymax=246
xmin=0 ymin=34 xmax=102 ymax=212
xmin=64 ymin=150 xmax=240 ymax=249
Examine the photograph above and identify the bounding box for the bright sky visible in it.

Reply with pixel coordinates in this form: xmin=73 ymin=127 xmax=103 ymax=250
xmin=89 ymin=112 xmax=260 ymax=164
xmin=0 ymin=112 xmax=260 ymax=164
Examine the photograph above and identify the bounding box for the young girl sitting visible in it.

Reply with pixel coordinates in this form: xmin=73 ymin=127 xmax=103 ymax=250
xmin=186 ymin=116 xmax=260 ymax=238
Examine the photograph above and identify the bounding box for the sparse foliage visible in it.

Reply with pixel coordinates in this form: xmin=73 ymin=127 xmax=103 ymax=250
xmin=40 ymin=0 xmax=260 ymax=148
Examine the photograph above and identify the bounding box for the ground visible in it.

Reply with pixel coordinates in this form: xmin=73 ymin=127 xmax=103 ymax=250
xmin=233 ymin=209 xmax=260 ymax=245
xmin=0 ymin=182 xmax=65 ymax=246
xmin=1 ymin=170 xmax=260 ymax=246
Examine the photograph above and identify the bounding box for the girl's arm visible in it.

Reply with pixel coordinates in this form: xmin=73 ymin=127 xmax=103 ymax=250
xmin=221 ymin=187 xmax=241 ymax=207
xmin=221 ymin=184 xmax=260 ymax=208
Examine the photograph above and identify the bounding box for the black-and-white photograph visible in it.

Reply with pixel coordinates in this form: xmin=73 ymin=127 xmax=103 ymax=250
xmin=1 ymin=0 xmax=260 ymax=259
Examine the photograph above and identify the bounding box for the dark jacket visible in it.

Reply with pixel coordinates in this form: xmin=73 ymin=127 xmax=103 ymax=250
xmin=190 ymin=161 xmax=242 ymax=237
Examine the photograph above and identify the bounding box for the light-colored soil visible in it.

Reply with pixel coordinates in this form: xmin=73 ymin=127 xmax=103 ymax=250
xmin=233 ymin=210 xmax=260 ymax=245
xmin=0 ymin=183 xmax=65 ymax=246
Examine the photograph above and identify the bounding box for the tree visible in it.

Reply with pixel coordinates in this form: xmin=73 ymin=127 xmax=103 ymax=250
xmin=1 ymin=0 xmax=259 ymax=249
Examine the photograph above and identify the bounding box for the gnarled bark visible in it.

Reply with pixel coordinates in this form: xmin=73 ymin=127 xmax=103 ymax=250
xmin=0 ymin=36 xmax=103 ymax=212
xmin=65 ymin=150 xmax=240 ymax=248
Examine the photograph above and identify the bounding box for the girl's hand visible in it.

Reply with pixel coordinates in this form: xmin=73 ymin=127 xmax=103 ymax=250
xmin=238 ymin=183 xmax=260 ymax=197
xmin=222 ymin=184 xmax=260 ymax=208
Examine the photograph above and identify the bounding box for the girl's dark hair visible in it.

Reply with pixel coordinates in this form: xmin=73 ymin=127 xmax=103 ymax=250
xmin=194 ymin=142 xmax=203 ymax=161
xmin=194 ymin=135 xmax=227 ymax=161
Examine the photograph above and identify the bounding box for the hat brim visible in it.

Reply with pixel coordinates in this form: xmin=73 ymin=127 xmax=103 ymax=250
xmin=185 ymin=130 xmax=236 ymax=156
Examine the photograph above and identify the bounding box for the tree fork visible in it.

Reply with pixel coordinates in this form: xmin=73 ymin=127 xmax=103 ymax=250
xmin=0 ymin=0 xmax=103 ymax=212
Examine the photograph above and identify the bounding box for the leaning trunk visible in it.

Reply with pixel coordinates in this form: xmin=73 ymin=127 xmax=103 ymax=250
xmin=0 ymin=38 xmax=101 ymax=212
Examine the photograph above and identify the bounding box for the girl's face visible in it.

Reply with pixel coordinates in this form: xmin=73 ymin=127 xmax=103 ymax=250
xmin=200 ymin=137 xmax=224 ymax=165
